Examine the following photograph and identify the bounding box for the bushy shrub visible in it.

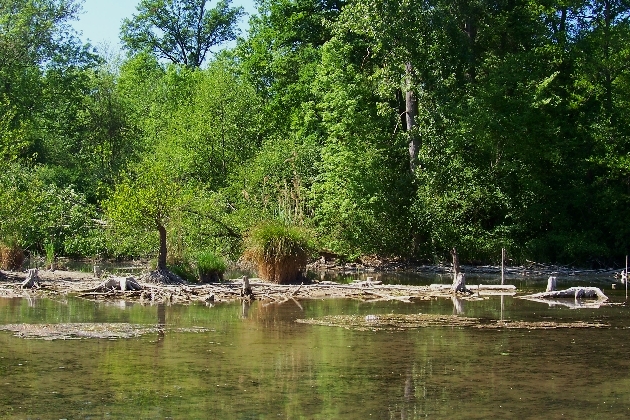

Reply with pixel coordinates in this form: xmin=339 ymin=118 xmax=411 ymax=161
xmin=0 ymin=238 xmax=25 ymax=271
xmin=196 ymin=250 xmax=226 ymax=282
xmin=243 ymin=221 xmax=312 ymax=284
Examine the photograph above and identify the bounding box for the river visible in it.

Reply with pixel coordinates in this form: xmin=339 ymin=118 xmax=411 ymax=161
xmin=1 ymin=274 xmax=629 ymax=419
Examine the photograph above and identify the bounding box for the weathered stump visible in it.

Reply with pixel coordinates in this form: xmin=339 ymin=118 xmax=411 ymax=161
xmin=21 ymin=268 xmax=41 ymax=289
xmin=546 ymin=276 xmax=557 ymax=292
xmin=451 ymin=272 xmax=471 ymax=294
xmin=241 ymin=275 xmax=253 ymax=300
xmin=450 ymin=248 xmax=471 ymax=294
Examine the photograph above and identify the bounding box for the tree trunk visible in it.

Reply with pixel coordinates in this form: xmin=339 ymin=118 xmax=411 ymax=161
xmin=450 ymin=248 xmax=470 ymax=293
xmin=157 ymin=223 xmax=167 ymax=270
xmin=450 ymin=247 xmax=460 ymax=279
xmin=241 ymin=275 xmax=253 ymax=299
xmin=405 ymin=63 xmax=420 ymax=174
xmin=546 ymin=276 xmax=557 ymax=292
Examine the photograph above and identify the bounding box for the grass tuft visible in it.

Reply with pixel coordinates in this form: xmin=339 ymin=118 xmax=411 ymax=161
xmin=243 ymin=221 xmax=311 ymax=284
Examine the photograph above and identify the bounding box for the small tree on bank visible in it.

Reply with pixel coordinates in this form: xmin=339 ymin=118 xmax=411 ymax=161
xmin=105 ymin=158 xmax=191 ymax=272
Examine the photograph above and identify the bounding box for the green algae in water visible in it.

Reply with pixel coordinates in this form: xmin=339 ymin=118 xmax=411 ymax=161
xmin=0 ymin=323 xmax=211 ymax=340
xmin=296 ymin=313 xmax=609 ymax=331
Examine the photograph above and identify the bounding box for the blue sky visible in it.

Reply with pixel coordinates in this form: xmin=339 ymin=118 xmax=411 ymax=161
xmin=72 ymin=0 xmax=258 ymax=52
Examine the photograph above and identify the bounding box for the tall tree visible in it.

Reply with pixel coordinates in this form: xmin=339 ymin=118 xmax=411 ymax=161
xmin=0 ymin=0 xmax=93 ymax=162
xmin=120 ymin=0 xmax=244 ymax=67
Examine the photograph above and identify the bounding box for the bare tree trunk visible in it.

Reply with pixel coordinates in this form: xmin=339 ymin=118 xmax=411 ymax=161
xmin=450 ymin=248 xmax=470 ymax=294
xmin=405 ymin=63 xmax=420 ymax=174
xmin=450 ymin=248 xmax=460 ymax=279
xmin=242 ymin=275 xmax=253 ymax=300
xmin=157 ymin=223 xmax=167 ymax=270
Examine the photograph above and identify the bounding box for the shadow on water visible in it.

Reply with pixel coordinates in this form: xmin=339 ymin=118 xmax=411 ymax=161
xmin=1 ymin=271 xmax=630 ymax=419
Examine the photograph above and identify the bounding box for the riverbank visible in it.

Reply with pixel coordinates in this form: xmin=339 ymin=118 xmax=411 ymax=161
xmin=0 ymin=267 xmax=519 ymax=305
xmin=0 ymin=260 xmax=621 ymax=306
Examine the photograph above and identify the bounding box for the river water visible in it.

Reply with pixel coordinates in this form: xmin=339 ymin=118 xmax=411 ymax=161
xmin=1 ymin=274 xmax=630 ymax=419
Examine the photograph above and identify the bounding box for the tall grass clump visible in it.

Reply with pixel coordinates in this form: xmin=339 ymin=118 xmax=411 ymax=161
xmin=0 ymin=238 xmax=25 ymax=271
xmin=196 ymin=250 xmax=226 ymax=282
xmin=244 ymin=221 xmax=312 ymax=284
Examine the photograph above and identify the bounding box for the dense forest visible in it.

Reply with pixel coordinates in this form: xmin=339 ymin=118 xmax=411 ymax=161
xmin=1 ymin=0 xmax=629 ymax=269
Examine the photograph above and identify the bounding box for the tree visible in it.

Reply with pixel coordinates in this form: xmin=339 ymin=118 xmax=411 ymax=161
xmin=105 ymin=157 xmax=193 ymax=270
xmin=0 ymin=0 xmax=94 ymax=162
xmin=120 ymin=0 xmax=244 ymax=67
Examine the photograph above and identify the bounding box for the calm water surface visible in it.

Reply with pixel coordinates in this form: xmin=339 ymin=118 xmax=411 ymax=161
xmin=1 ymin=275 xmax=630 ymax=419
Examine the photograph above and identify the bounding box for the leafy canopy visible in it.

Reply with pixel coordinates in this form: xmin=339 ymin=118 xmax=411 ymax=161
xmin=121 ymin=0 xmax=244 ymax=67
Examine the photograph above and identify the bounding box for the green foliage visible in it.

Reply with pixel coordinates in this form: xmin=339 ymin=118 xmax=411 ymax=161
xmin=2 ymin=0 xmax=630 ymax=268
xmin=244 ymin=221 xmax=312 ymax=283
xmin=44 ymin=240 xmax=55 ymax=266
xmin=196 ymin=250 xmax=227 ymax=282
xmin=0 ymin=163 xmax=105 ymax=257
xmin=196 ymin=250 xmax=227 ymax=273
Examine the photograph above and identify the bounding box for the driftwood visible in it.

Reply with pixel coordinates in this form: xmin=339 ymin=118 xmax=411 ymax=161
xmin=21 ymin=268 xmax=41 ymax=289
xmin=546 ymin=276 xmax=557 ymax=292
xmin=90 ymin=276 xmax=143 ymax=293
xmin=522 ymin=287 xmax=608 ymax=301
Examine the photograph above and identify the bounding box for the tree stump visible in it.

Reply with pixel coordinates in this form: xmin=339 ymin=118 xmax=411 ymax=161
xmin=21 ymin=268 xmax=41 ymax=289
xmin=451 ymin=272 xmax=471 ymax=294
xmin=450 ymin=248 xmax=471 ymax=294
xmin=241 ymin=275 xmax=253 ymax=299
xmin=546 ymin=276 xmax=557 ymax=292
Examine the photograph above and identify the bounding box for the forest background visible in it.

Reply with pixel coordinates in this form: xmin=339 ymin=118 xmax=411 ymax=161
xmin=1 ymin=0 xmax=629 ymax=271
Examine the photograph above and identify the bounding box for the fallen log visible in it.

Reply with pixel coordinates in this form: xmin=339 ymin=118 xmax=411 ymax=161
xmin=522 ymin=287 xmax=608 ymax=301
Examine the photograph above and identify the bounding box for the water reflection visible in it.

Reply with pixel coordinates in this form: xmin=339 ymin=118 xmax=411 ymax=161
xmin=451 ymin=296 xmax=464 ymax=314
xmin=1 ymin=287 xmax=630 ymax=418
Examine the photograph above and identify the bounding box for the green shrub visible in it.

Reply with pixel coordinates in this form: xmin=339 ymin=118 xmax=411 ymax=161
xmin=168 ymin=261 xmax=197 ymax=283
xmin=243 ymin=221 xmax=312 ymax=284
xmin=0 ymin=237 xmax=25 ymax=271
xmin=196 ymin=250 xmax=226 ymax=282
